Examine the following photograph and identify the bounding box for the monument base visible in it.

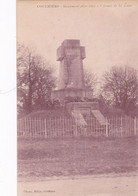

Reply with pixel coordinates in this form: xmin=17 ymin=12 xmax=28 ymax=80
xmin=66 ymin=102 xmax=99 ymax=115
xmin=66 ymin=102 xmax=107 ymax=126
xmin=51 ymin=88 xmax=93 ymax=102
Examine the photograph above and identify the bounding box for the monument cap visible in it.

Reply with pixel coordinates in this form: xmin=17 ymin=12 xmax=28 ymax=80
xmin=62 ymin=39 xmax=80 ymax=47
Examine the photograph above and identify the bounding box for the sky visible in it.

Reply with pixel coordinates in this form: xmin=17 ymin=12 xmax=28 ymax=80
xmin=17 ymin=1 xmax=138 ymax=78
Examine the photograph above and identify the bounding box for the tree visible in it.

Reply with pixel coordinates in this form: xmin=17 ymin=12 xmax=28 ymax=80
xmin=83 ymin=69 xmax=97 ymax=96
xmin=17 ymin=43 xmax=56 ymax=115
xmin=102 ymin=66 xmax=138 ymax=114
xmin=17 ymin=43 xmax=33 ymax=113
xmin=31 ymin=58 xmax=56 ymax=110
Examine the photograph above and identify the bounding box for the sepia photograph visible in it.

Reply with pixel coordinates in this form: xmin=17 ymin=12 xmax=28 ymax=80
xmin=17 ymin=0 xmax=138 ymax=195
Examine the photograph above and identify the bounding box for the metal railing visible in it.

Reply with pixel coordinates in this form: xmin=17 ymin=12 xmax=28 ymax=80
xmin=17 ymin=116 xmax=138 ymax=138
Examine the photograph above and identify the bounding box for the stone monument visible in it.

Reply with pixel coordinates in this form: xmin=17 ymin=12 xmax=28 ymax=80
xmin=51 ymin=39 xmax=106 ymax=126
xmin=51 ymin=39 xmax=92 ymax=102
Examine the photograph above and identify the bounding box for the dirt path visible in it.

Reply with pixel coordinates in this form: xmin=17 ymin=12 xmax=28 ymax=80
xmin=18 ymin=174 xmax=138 ymax=196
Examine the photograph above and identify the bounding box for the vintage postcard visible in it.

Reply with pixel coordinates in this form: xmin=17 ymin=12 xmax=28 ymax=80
xmin=17 ymin=0 xmax=138 ymax=195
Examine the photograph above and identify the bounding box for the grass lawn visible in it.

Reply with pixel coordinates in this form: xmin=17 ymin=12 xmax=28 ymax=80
xmin=18 ymin=136 xmax=138 ymax=181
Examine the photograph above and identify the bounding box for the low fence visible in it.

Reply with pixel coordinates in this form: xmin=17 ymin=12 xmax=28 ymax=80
xmin=17 ymin=116 xmax=138 ymax=138
xmin=108 ymin=116 xmax=138 ymax=137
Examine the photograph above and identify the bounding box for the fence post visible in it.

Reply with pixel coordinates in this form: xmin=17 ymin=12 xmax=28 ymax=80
xmin=120 ymin=116 xmax=123 ymax=137
xmin=25 ymin=117 xmax=27 ymax=137
xmin=134 ymin=117 xmax=137 ymax=136
xmin=44 ymin=119 xmax=47 ymax=138
xmin=75 ymin=119 xmax=78 ymax=137
xmin=29 ymin=118 xmax=31 ymax=137
xmin=105 ymin=117 xmax=108 ymax=137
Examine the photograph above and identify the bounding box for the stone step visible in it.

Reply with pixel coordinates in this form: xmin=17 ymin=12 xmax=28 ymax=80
xmin=91 ymin=110 xmax=106 ymax=125
xmin=71 ymin=110 xmax=87 ymax=126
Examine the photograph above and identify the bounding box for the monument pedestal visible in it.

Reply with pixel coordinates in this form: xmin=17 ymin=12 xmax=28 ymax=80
xmin=51 ymin=88 xmax=92 ymax=102
xmin=66 ymin=102 xmax=99 ymax=115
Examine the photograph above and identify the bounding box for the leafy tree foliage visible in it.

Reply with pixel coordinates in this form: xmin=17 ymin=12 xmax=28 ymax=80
xmin=84 ymin=69 xmax=97 ymax=94
xmin=102 ymin=66 xmax=138 ymax=114
xmin=17 ymin=43 xmax=56 ymax=115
